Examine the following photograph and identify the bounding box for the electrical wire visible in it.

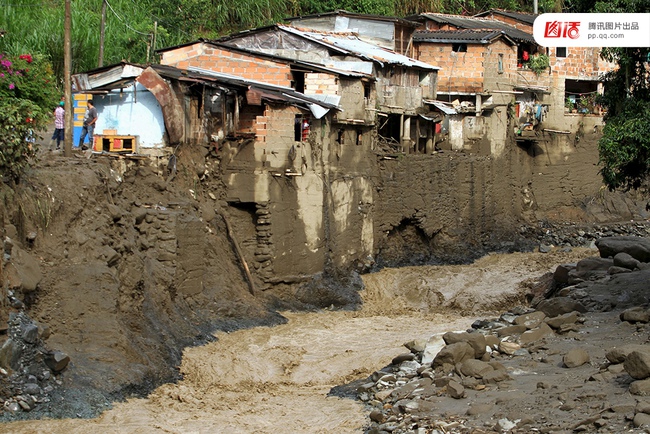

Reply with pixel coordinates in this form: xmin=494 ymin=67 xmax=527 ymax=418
xmin=104 ymin=0 xmax=150 ymax=36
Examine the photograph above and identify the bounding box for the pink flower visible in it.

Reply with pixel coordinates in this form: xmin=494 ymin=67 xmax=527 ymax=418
xmin=9 ymin=83 xmax=15 ymax=89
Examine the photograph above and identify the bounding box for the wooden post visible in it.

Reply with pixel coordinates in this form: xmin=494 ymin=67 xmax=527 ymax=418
xmin=215 ymin=207 xmax=256 ymax=296
xmin=63 ymin=0 xmax=73 ymax=157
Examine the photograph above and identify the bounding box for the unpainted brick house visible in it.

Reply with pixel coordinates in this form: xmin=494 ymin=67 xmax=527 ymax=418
xmin=411 ymin=11 xmax=615 ymax=154
xmin=216 ymin=23 xmax=439 ymax=154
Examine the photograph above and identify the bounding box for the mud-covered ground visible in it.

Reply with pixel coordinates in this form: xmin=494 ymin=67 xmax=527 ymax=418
xmin=3 ymin=246 xmax=612 ymax=433
xmin=1 ymin=137 xmax=650 ymax=433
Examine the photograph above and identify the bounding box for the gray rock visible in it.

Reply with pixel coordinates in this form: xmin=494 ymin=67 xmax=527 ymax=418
xmin=514 ymin=311 xmax=547 ymax=329
xmin=519 ymin=322 xmax=554 ymax=345
xmin=404 ymin=339 xmax=426 ymax=353
xmin=625 ymin=350 xmax=650 ymax=379
xmin=498 ymin=341 xmax=521 ymax=355
xmin=630 ymin=378 xmax=650 ymax=396
xmin=572 ymin=257 xmax=614 ymax=281
xmin=563 ymin=348 xmax=590 ymax=368
xmin=535 ymin=297 xmax=587 ymax=317
xmin=614 ymin=252 xmax=641 ymax=269
xmin=596 ymin=236 xmax=650 ymax=262
xmin=23 ymin=383 xmax=40 ymax=395
xmin=4 ymin=401 xmax=20 ymax=413
xmin=620 ymin=307 xmax=650 ymax=323
xmin=634 ymin=412 xmax=650 ymax=428
xmin=447 ymin=380 xmax=465 ymax=399
xmin=608 ymin=265 xmax=632 ymax=275
xmin=0 ymin=338 xmax=22 ymax=371
xmin=21 ymin=323 xmax=39 ymax=344
xmin=458 ymin=359 xmax=494 ymax=379
xmin=369 ymin=409 xmax=385 ymax=423
xmin=553 ymin=263 xmax=576 ymax=285
xmin=392 ymin=353 xmax=415 ymax=365
xmin=433 ymin=342 xmax=475 ymax=368
xmin=545 ymin=311 xmax=580 ymax=330
xmin=607 ymin=344 xmax=648 ymax=364
xmin=636 ymin=400 xmax=650 ymax=414
xmin=442 ymin=331 xmax=486 ymax=359
xmin=496 ymin=325 xmax=527 ymax=337
xmin=421 ymin=333 xmax=446 ymax=366
xmin=466 ymin=403 xmax=493 ymax=416
xmin=44 ymin=351 xmax=70 ymax=372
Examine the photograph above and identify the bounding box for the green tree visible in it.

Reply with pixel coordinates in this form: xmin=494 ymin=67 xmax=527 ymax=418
xmin=587 ymin=0 xmax=650 ymax=190
xmin=0 ymin=53 xmax=59 ymax=182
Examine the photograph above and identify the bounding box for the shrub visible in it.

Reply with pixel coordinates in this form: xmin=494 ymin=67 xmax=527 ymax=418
xmin=0 ymin=52 xmax=59 ymax=182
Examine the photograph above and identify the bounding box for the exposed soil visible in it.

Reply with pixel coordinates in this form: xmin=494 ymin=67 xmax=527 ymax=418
xmin=3 ymin=246 xmax=607 ymax=433
xmin=1 ymin=137 xmax=650 ymax=433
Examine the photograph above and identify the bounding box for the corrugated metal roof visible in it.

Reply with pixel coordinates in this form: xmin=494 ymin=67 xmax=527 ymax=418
xmin=284 ymin=9 xmax=420 ymax=27
xmin=413 ymin=29 xmax=511 ymax=45
xmin=416 ymin=13 xmax=535 ymax=44
xmin=72 ymin=62 xmax=339 ymax=118
xmin=280 ymin=25 xmax=439 ymax=70
xmin=475 ymin=9 xmax=537 ymax=25
xmin=425 ymin=100 xmax=458 ymax=115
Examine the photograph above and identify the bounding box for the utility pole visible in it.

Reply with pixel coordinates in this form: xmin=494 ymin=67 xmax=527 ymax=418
xmin=99 ymin=0 xmax=106 ymax=67
xmin=63 ymin=0 xmax=73 ymax=157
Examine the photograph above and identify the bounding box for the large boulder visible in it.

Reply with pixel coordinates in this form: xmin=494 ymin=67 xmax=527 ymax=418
xmin=536 ymin=297 xmax=587 ymax=317
xmin=596 ymin=236 xmax=650 ymax=263
xmin=433 ymin=342 xmax=475 ymax=368
xmin=625 ymin=349 xmax=650 ymax=380
xmin=442 ymin=332 xmax=486 ymax=359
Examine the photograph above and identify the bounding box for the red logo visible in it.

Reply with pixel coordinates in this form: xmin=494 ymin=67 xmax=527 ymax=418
xmin=544 ymin=21 xmax=580 ymax=39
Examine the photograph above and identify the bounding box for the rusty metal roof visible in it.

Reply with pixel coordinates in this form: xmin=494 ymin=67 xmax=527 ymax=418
xmin=474 ymin=9 xmax=537 ymax=25
xmin=72 ymin=62 xmax=339 ymax=117
xmin=413 ymin=29 xmax=515 ymax=45
xmin=412 ymin=13 xmax=535 ymax=44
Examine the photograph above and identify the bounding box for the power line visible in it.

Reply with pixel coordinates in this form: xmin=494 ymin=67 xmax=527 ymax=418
xmin=105 ymin=0 xmax=150 ymax=36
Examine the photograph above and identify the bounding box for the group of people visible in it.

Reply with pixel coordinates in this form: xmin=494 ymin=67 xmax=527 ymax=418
xmin=50 ymin=99 xmax=98 ymax=151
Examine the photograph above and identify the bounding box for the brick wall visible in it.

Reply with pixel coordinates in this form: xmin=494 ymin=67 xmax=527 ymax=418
xmin=161 ymin=42 xmax=293 ymax=87
xmin=549 ymin=46 xmax=615 ymax=80
xmin=304 ymin=72 xmax=339 ymax=95
xmin=417 ymin=43 xmax=487 ymax=93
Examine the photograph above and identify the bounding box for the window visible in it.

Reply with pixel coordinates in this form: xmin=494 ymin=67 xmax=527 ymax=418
xmin=364 ymin=83 xmax=371 ymax=102
xmin=498 ymin=54 xmax=504 ymax=74
xmin=556 ymin=47 xmax=567 ymax=58
xmin=452 ymin=43 xmax=467 ymax=53
xmin=292 ymin=71 xmax=305 ymax=93
xmin=356 ymin=129 xmax=363 ymax=146
xmin=294 ymin=114 xmax=303 ymax=141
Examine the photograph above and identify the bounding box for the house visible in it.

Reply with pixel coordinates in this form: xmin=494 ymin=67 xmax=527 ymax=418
xmin=409 ymin=11 xmax=614 ymax=154
xmin=283 ymin=9 xmax=419 ymax=56
xmin=216 ymin=23 xmax=440 ymax=153
xmin=408 ymin=13 xmax=544 ymax=154
xmin=475 ymin=10 xmax=615 ymax=126
xmin=71 ymin=62 xmax=337 ymax=155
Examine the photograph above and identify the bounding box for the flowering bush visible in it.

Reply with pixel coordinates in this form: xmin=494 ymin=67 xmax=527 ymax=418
xmin=0 ymin=52 xmax=59 ymax=182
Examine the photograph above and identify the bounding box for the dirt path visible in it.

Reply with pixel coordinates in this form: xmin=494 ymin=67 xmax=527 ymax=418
xmin=2 ymin=249 xmax=592 ymax=433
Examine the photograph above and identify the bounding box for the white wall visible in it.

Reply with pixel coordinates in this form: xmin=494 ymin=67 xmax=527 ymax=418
xmin=93 ymin=83 xmax=166 ymax=148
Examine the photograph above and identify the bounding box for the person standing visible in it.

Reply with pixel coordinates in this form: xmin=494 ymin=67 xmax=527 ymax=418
xmin=78 ymin=99 xmax=98 ymax=150
xmin=51 ymin=101 xmax=65 ymax=150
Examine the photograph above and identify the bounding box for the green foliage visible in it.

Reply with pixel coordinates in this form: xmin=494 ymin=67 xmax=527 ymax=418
xmin=0 ymin=53 xmax=59 ymax=182
xmin=598 ymin=99 xmax=650 ymax=190
xmin=526 ymin=53 xmax=549 ymax=75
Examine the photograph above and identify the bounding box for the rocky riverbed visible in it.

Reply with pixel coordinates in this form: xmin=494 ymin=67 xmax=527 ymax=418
xmin=344 ymin=235 xmax=650 ymax=433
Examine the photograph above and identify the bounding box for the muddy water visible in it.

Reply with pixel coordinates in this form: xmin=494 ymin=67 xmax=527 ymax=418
xmin=3 ymin=250 xmax=592 ymax=434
